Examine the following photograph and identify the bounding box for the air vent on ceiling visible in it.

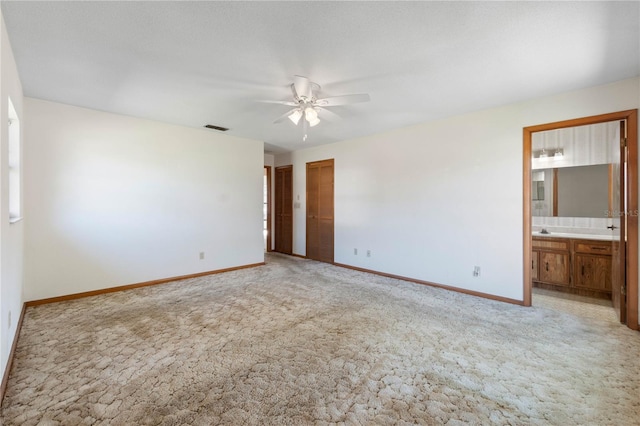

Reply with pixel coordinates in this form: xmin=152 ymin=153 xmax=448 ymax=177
xmin=204 ymin=124 xmax=229 ymax=132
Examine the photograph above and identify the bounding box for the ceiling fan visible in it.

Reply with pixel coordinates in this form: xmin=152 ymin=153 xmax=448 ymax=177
xmin=267 ymin=75 xmax=370 ymax=141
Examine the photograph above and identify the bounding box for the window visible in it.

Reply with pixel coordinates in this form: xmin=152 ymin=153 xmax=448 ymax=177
xmin=8 ymin=98 xmax=21 ymax=223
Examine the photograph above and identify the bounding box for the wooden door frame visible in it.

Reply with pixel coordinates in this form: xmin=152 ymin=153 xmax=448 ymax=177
xmin=264 ymin=166 xmax=272 ymax=252
xmin=523 ymin=109 xmax=638 ymax=331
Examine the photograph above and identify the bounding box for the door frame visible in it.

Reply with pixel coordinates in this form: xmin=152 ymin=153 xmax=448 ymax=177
xmin=523 ymin=109 xmax=638 ymax=331
xmin=264 ymin=166 xmax=272 ymax=252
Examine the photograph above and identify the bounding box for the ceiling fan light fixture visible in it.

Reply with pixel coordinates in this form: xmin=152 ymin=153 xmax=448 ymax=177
xmin=269 ymin=76 xmax=371 ymax=139
xmin=288 ymin=109 xmax=302 ymax=125
xmin=305 ymin=107 xmax=318 ymax=122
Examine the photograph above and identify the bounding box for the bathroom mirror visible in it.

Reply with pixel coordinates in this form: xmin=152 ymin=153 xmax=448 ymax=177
xmin=532 ymin=171 xmax=545 ymax=201
xmin=531 ymin=121 xmax=618 ymax=218
xmin=532 ymin=181 xmax=544 ymax=201
xmin=532 ymin=164 xmax=611 ymax=218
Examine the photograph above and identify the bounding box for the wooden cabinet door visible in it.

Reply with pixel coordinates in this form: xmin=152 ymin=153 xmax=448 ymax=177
xmin=539 ymin=251 xmax=570 ymax=286
xmin=532 ymin=250 xmax=539 ymax=281
xmin=575 ymin=254 xmax=612 ymax=291
xmin=306 ymin=159 xmax=334 ymax=263
xmin=274 ymin=165 xmax=293 ymax=254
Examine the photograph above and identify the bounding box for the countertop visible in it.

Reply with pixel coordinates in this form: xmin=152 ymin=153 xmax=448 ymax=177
xmin=532 ymin=232 xmax=615 ymax=241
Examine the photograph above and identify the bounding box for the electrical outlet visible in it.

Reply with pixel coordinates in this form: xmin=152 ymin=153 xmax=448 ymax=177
xmin=199 ymin=252 xmax=205 ymax=260
xmin=354 ymin=248 xmax=358 ymax=255
xmin=473 ymin=266 xmax=481 ymax=277
xmin=367 ymin=250 xmax=371 ymax=257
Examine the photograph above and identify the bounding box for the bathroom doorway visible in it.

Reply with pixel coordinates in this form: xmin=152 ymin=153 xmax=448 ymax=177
xmin=523 ymin=110 xmax=638 ymax=331
xmin=264 ymin=166 xmax=272 ymax=252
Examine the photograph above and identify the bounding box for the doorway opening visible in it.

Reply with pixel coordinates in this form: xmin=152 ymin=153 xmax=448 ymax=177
xmin=523 ymin=110 xmax=638 ymax=331
xmin=264 ymin=166 xmax=271 ymax=252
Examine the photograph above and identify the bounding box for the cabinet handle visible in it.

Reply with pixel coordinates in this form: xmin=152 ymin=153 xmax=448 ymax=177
xmin=582 ymin=265 xmax=585 ymax=275
xmin=532 ymin=260 xmax=534 ymax=269
xmin=546 ymin=262 xmax=549 ymax=272
xmin=591 ymin=246 xmax=606 ymax=251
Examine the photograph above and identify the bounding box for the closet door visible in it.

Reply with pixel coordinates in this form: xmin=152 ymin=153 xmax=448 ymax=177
xmin=306 ymin=159 xmax=334 ymax=263
xmin=274 ymin=165 xmax=293 ymax=254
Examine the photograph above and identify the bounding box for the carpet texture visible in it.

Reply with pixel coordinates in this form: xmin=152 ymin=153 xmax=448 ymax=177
xmin=1 ymin=253 xmax=639 ymax=425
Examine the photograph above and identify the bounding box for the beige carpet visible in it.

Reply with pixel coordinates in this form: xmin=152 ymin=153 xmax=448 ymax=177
xmin=2 ymin=253 xmax=639 ymax=425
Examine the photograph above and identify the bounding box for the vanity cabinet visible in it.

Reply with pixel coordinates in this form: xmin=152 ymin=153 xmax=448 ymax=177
xmin=573 ymin=241 xmax=612 ymax=292
xmin=532 ymin=238 xmax=571 ymax=287
xmin=532 ymin=236 xmax=613 ymax=298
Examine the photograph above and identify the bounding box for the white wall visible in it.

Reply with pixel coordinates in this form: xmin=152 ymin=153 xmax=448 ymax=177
xmin=24 ymin=99 xmax=264 ymax=301
xmin=0 ymin=9 xmax=25 ymax=385
xmin=276 ymin=77 xmax=640 ymax=303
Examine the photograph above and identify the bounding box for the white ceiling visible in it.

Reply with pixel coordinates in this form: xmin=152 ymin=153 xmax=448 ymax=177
xmin=2 ymin=1 xmax=639 ymax=153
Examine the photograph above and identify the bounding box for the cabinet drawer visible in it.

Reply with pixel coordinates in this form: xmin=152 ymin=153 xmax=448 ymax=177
xmin=574 ymin=241 xmax=612 ymax=255
xmin=532 ymin=238 xmax=570 ymax=252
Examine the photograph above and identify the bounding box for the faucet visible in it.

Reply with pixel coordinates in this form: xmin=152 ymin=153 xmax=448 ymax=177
xmin=540 ymin=228 xmax=550 ymax=234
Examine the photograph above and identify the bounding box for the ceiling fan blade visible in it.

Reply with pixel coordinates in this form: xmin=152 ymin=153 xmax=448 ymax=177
xmin=293 ymin=75 xmax=312 ymax=100
xmin=273 ymin=108 xmax=300 ymax=124
xmin=315 ymin=94 xmax=370 ymax=107
xmin=259 ymin=100 xmax=298 ymax=106
xmin=316 ymin=106 xmax=341 ymax=122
